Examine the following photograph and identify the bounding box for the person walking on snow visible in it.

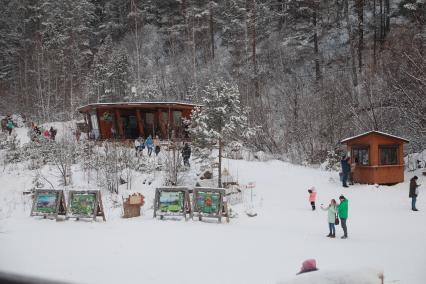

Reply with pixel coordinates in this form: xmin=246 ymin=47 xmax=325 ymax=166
xmin=134 ymin=137 xmax=144 ymax=156
xmin=6 ymin=119 xmax=14 ymax=135
xmin=321 ymin=199 xmax=337 ymax=238
xmin=409 ymin=176 xmax=420 ymax=211
xmin=145 ymin=135 xmax=154 ymax=157
xmin=43 ymin=128 xmax=50 ymax=140
xmin=154 ymin=135 xmax=161 ymax=156
xmin=49 ymin=126 xmax=57 ymax=140
xmin=341 ymin=155 xmax=351 ymax=188
xmin=308 ymin=187 xmax=317 ymax=210
xmin=181 ymin=143 xmax=191 ymax=167
xmin=337 ymin=195 xmax=349 ymax=239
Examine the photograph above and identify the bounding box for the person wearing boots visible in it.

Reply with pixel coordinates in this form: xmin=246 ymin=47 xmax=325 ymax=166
xmin=181 ymin=143 xmax=191 ymax=167
xmin=308 ymin=187 xmax=317 ymax=210
xmin=409 ymin=176 xmax=420 ymax=211
xmin=341 ymin=155 xmax=351 ymax=188
xmin=337 ymin=195 xmax=349 ymax=239
xmin=321 ymin=199 xmax=337 ymax=238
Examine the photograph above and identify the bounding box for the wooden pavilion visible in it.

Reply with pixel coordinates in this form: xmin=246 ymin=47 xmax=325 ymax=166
xmin=77 ymin=102 xmax=199 ymax=140
xmin=341 ymin=131 xmax=409 ymax=185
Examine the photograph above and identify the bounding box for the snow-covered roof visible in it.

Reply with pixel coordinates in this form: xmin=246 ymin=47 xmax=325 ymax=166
xmin=340 ymin=130 xmax=409 ymax=144
xmin=77 ymin=101 xmax=202 ymax=112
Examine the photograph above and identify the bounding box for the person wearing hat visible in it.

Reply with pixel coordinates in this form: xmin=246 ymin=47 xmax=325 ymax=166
xmin=340 ymin=155 xmax=350 ymax=188
xmin=297 ymin=259 xmax=318 ymax=275
xmin=409 ymin=176 xmax=420 ymax=211
xmin=337 ymin=195 xmax=349 ymax=239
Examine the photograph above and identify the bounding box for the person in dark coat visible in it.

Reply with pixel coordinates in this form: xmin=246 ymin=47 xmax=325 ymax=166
xmin=340 ymin=156 xmax=351 ymax=188
xmin=409 ymin=176 xmax=420 ymax=211
xmin=181 ymin=143 xmax=191 ymax=167
xmin=49 ymin=126 xmax=57 ymax=140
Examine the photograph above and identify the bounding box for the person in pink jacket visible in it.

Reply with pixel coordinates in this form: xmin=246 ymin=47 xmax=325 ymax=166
xmin=308 ymin=186 xmax=317 ymax=210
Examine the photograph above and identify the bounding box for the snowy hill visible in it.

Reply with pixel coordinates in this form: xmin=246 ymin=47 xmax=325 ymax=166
xmin=0 ymin=125 xmax=425 ymax=284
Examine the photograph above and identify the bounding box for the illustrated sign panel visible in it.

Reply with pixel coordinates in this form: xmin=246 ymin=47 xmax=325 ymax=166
xmin=192 ymin=187 xmax=229 ymax=223
xmin=31 ymin=190 xmax=67 ymax=219
xmin=153 ymin=187 xmax=191 ymax=220
xmin=196 ymin=191 xmax=220 ymax=214
xmin=35 ymin=192 xmax=58 ymax=214
xmin=159 ymin=191 xmax=184 ymax=213
xmin=69 ymin=192 xmax=97 ymax=217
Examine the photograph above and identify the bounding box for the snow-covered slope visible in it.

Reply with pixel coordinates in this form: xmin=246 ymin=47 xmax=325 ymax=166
xmin=0 ymin=127 xmax=425 ymax=284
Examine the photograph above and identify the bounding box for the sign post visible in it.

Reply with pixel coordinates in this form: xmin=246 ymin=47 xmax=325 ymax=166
xmin=245 ymin=182 xmax=257 ymax=217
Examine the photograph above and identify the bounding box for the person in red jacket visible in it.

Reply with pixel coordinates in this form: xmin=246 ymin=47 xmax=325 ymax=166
xmin=308 ymin=187 xmax=317 ymax=211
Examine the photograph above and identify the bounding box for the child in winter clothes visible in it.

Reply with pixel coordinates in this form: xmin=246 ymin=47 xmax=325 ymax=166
xmin=145 ymin=135 xmax=154 ymax=157
xmin=320 ymin=199 xmax=337 ymax=238
xmin=308 ymin=187 xmax=317 ymax=210
xmin=153 ymin=135 xmax=161 ymax=156
xmin=134 ymin=137 xmax=144 ymax=156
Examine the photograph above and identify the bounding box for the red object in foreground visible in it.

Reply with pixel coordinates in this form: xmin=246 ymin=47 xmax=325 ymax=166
xmin=297 ymin=259 xmax=318 ymax=275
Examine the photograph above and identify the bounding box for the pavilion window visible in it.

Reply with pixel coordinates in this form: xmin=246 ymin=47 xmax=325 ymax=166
xmin=352 ymin=146 xmax=369 ymax=166
xmin=173 ymin=111 xmax=182 ymax=127
xmin=90 ymin=113 xmax=100 ymax=139
xmin=379 ymin=145 xmax=398 ymax=165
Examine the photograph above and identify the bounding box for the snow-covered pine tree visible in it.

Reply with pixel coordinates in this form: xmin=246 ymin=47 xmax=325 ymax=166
xmin=188 ymin=80 xmax=255 ymax=187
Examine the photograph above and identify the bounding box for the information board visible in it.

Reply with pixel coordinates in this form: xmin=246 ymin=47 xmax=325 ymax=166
xmin=192 ymin=187 xmax=229 ymax=223
xmin=159 ymin=191 xmax=185 ymax=213
xmin=153 ymin=187 xmax=191 ymax=220
xmin=30 ymin=190 xmax=66 ymax=220
xmin=67 ymin=190 xmax=106 ymax=221
xmin=195 ymin=191 xmax=221 ymax=214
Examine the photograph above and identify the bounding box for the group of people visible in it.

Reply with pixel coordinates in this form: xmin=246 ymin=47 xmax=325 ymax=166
xmin=31 ymin=124 xmax=57 ymax=142
xmin=308 ymin=187 xmax=349 ymax=239
xmin=134 ymin=135 xmax=160 ymax=157
xmin=133 ymin=136 xmax=192 ymax=167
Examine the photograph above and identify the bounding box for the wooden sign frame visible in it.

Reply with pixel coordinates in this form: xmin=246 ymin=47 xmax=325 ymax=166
xmin=192 ymin=187 xmax=229 ymax=223
xmin=66 ymin=190 xmax=106 ymax=221
xmin=153 ymin=187 xmax=191 ymax=220
xmin=30 ymin=189 xmax=67 ymax=220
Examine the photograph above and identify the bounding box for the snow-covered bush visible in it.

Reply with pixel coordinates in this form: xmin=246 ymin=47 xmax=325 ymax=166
xmin=321 ymin=149 xmax=345 ymax=171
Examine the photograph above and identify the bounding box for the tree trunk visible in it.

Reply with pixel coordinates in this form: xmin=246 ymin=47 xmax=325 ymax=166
xmin=209 ymin=1 xmax=215 ymax=60
xmin=313 ymin=1 xmax=321 ymax=81
xmin=357 ymin=0 xmax=364 ymax=72
xmin=373 ymin=0 xmax=377 ymax=67
xmin=344 ymin=0 xmax=358 ymax=89
xmin=218 ymin=137 xmax=222 ymax=188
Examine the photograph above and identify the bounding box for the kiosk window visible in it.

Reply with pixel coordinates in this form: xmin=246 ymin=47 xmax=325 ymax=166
xmin=352 ymin=147 xmax=369 ymax=165
xmin=380 ymin=145 xmax=398 ymax=165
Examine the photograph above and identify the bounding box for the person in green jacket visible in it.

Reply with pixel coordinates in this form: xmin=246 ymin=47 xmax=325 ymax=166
xmin=6 ymin=119 xmax=14 ymax=135
xmin=337 ymin=195 xmax=348 ymax=239
xmin=320 ymin=199 xmax=337 ymax=238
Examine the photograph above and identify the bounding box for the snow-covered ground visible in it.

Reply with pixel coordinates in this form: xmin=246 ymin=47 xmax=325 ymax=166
xmin=0 ymin=127 xmax=425 ymax=284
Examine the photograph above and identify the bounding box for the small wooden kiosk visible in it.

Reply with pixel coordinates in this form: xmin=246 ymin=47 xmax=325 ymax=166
xmin=341 ymin=131 xmax=409 ymax=185
xmin=77 ymin=102 xmax=199 ymax=140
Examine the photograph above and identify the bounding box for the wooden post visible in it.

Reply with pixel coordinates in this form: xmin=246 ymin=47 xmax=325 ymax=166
xmin=115 ymin=109 xmax=124 ymax=138
xmin=84 ymin=114 xmax=90 ymax=139
xmin=136 ymin=109 xmax=144 ymax=137
xmin=218 ymin=137 xmax=222 ymax=188
xmin=157 ymin=109 xmax=162 ymax=138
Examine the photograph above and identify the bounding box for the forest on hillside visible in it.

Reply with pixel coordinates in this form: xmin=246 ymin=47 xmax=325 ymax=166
xmin=0 ymin=0 xmax=425 ymax=162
